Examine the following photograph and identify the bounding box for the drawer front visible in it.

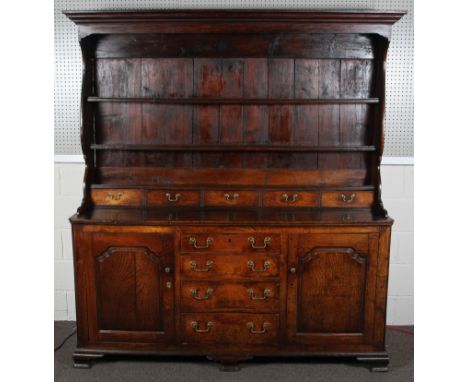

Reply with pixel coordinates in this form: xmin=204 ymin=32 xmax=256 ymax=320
xmin=182 ymin=313 xmax=279 ymax=345
xmin=147 ymin=190 xmax=200 ymax=206
xmin=321 ymin=191 xmax=374 ymax=208
xmin=91 ymin=189 xmax=142 ymax=206
xmin=263 ymin=191 xmax=318 ymax=207
xmin=180 ymin=233 xmax=281 ymax=254
xmin=298 ymin=233 xmax=370 ymax=254
xmin=180 ymin=254 xmax=280 ymax=279
xmin=181 ymin=281 xmax=280 ymax=312
xmin=204 ymin=190 xmax=259 ymax=207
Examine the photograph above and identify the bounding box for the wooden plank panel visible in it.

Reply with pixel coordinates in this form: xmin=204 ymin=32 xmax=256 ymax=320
xmin=268 ymin=59 xmax=294 ymax=98
xmin=242 ymin=105 xmax=268 ymax=168
xmin=268 ymin=105 xmax=294 ymax=168
xmin=339 ymin=104 xmax=370 ymax=169
xmin=95 ymin=59 xmax=142 ymax=165
xmin=192 ymin=106 xmax=220 ymax=167
xmin=295 ymin=59 xmax=319 ymax=99
xmin=317 ymin=60 xmax=341 ymax=168
xmin=318 ymin=105 xmax=340 ymax=169
xmin=194 ymin=59 xmax=223 ymax=96
xmin=97 ymin=167 xmax=369 ymax=187
xmin=96 ymin=103 xmax=142 ymax=166
xmin=141 ymin=58 xmax=193 ymax=97
xmin=220 ymin=59 xmax=244 ymax=97
xmin=96 ymin=58 xmax=141 ymax=97
xmin=293 ymin=105 xmax=318 ymax=169
xmin=267 ymin=58 xmax=294 ymax=167
xmin=219 ymin=105 xmax=243 ymax=167
xmin=217 ymin=59 xmax=244 ymax=167
xmin=318 ymin=59 xmax=340 ymax=99
xmin=141 ymin=105 xmax=166 ymax=167
xmin=95 ymin=34 xmax=376 ymax=59
xmin=340 ymin=59 xmax=374 ymax=98
xmin=243 ymin=59 xmax=268 ymax=98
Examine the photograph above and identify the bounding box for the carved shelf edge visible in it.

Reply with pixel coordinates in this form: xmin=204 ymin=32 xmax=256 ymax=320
xmin=64 ymin=10 xmax=406 ymax=25
xmin=87 ymin=97 xmax=380 ymax=105
xmin=90 ymin=144 xmax=377 ymax=153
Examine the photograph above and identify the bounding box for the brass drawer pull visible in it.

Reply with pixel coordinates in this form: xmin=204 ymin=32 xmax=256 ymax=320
xmin=341 ymin=193 xmax=356 ymax=203
xmin=247 ymin=288 xmax=272 ymax=300
xmin=191 ymin=321 xmax=214 ymax=333
xmin=189 ymin=237 xmax=213 ymax=249
xmin=247 ymin=322 xmax=271 ymax=334
xmin=224 ymin=193 xmax=239 ymax=201
xmin=165 ymin=192 xmax=181 ymax=202
xmin=247 ymin=260 xmax=271 ymax=272
xmin=281 ymin=193 xmax=298 ymax=203
xmin=248 ymin=236 xmax=271 ymax=249
xmin=107 ymin=191 xmax=123 ymax=201
xmin=189 ymin=260 xmax=214 ymax=272
xmin=190 ymin=288 xmax=214 ymax=300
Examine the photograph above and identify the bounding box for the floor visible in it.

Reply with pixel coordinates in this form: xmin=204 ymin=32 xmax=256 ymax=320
xmin=55 ymin=322 xmax=413 ymax=382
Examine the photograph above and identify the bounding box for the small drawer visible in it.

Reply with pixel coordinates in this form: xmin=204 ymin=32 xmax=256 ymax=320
xmin=180 ymin=234 xmax=281 ymax=254
xmin=90 ymin=189 xmax=142 ymax=206
xmin=321 ymin=191 xmax=374 ymax=208
xmin=181 ymin=281 xmax=280 ymax=312
xmin=147 ymin=190 xmax=200 ymax=206
xmin=204 ymin=190 xmax=259 ymax=207
xmin=263 ymin=191 xmax=318 ymax=207
xmin=181 ymin=254 xmax=280 ymax=279
xmin=182 ymin=313 xmax=279 ymax=345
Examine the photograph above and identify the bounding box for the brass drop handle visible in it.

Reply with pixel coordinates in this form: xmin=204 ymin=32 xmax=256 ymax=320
xmin=248 ymin=236 xmax=272 ymax=249
xmin=165 ymin=192 xmax=181 ymax=202
xmin=224 ymin=193 xmax=239 ymax=201
xmin=247 ymin=288 xmax=272 ymax=300
xmin=191 ymin=321 xmax=214 ymax=333
xmin=190 ymin=288 xmax=214 ymax=300
xmin=247 ymin=322 xmax=271 ymax=334
xmin=189 ymin=237 xmax=213 ymax=249
xmin=281 ymin=193 xmax=298 ymax=203
xmin=107 ymin=191 xmax=123 ymax=201
xmin=290 ymin=267 xmax=296 ymax=274
xmin=189 ymin=260 xmax=214 ymax=272
xmin=341 ymin=193 xmax=356 ymax=203
xmin=164 ymin=267 xmax=171 ymax=274
xmin=247 ymin=260 xmax=271 ymax=272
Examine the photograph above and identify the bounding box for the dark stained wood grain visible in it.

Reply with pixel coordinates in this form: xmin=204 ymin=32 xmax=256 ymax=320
xmin=96 ymin=167 xmax=370 ymax=187
xmin=181 ymin=281 xmax=280 ymax=312
xmin=67 ymin=9 xmax=402 ymax=371
xmin=94 ymin=33 xmax=378 ymax=59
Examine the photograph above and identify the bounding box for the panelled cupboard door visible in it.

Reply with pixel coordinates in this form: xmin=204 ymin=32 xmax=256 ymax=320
xmin=82 ymin=231 xmax=175 ymax=343
xmin=286 ymin=233 xmax=378 ymax=345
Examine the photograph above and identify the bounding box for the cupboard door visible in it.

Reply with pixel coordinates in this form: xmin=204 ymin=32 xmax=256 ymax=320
xmin=83 ymin=232 xmax=174 ymax=343
xmin=287 ymin=233 xmax=378 ymax=345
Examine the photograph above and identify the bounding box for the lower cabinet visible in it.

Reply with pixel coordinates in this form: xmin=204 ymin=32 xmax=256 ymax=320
xmin=75 ymin=230 xmax=175 ymax=344
xmin=72 ymin=225 xmax=390 ymax=369
xmin=286 ymin=233 xmax=380 ymax=346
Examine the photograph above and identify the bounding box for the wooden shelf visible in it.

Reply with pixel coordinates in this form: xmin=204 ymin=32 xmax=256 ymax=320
xmin=87 ymin=97 xmax=380 ymax=105
xmin=90 ymin=144 xmax=376 ymax=152
xmin=89 ymin=184 xmax=376 ymax=191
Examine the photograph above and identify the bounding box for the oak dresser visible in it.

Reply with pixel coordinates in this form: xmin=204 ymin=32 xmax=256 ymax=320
xmin=66 ymin=9 xmax=404 ymax=371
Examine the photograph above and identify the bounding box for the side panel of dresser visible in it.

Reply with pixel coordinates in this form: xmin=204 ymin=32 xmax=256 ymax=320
xmin=72 ymin=225 xmax=176 ymax=346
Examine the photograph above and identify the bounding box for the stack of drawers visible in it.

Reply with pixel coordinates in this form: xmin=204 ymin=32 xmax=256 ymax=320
xmin=90 ymin=188 xmax=374 ymax=209
xmin=179 ymin=233 xmax=282 ymax=346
